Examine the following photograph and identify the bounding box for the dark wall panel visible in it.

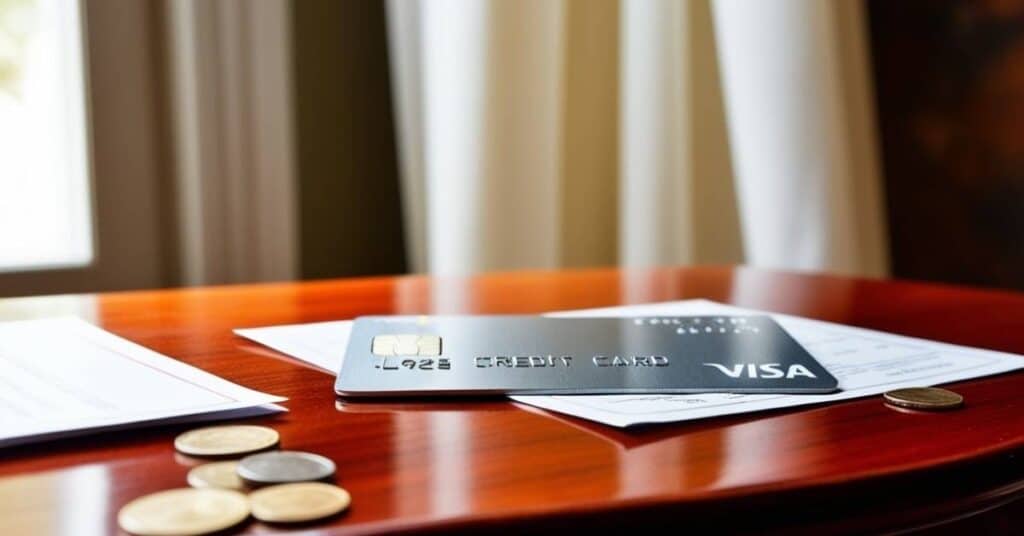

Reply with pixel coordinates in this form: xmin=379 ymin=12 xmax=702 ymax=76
xmin=869 ymin=0 xmax=1024 ymax=289
xmin=292 ymin=0 xmax=406 ymax=278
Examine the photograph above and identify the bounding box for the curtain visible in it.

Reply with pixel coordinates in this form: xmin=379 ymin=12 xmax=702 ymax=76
xmin=386 ymin=0 xmax=889 ymax=277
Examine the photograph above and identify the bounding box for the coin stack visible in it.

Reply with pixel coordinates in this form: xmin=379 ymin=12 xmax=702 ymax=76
xmin=118 ymin=425 xmax=350 ymax=536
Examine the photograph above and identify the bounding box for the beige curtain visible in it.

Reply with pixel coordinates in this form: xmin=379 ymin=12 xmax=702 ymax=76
xmin=386 ymin=0 xmax=888 ymax=277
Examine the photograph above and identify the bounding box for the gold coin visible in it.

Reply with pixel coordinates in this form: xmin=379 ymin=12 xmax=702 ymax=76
xmin=117 ymin=488 xmax=249 ymax=535
xmin=249 ymin=482 xmax=351 ymax=523
xmin=883 ymin=387 xmax=964 ymax=411
xmin=174 ymin=425 xmax=279 ymax=457
xmin=187 ymin=461 xmax=245 ymax=490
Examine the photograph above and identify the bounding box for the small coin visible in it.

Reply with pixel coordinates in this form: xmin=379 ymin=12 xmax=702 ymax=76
xmin=174 ymin=425 xmax=279 ymax=457
xmin=249 ymin=482 xmax=351 ymax=523
xmin=187 ymin=461 xmax=245 ymax=490
xmin=117 ymin=488 xmax=249 ymax=536
xmin=883 ymin=387 xmax=964 ymax=411
xmin=237 ymin=450 xmax=336 ymax=485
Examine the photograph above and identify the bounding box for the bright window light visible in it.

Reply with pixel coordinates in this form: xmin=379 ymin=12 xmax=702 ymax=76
xmin=0 ymin=0 xmax=93 ymax=271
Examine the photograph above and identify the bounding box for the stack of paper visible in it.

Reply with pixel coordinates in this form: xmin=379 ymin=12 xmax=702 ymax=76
xmin=235 ymin=300 xmax=1024 ymax=428
xmin=1 ymin=318 xmax=285 ymax=447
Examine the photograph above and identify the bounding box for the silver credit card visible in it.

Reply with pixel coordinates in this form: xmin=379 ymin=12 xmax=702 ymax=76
xmin=334 ymin=315 xmax=839 ymax=397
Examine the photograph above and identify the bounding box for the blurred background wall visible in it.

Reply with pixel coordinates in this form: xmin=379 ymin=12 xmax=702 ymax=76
xmin=291 ymin=1 xmax=406 ymax=279
xmin=0 ymin=0 xmax=1021 ymax=297
xmin=869 ymin=0 xmax=1024 ymax=290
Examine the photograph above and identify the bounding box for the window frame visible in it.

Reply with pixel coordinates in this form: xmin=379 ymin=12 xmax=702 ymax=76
xmin=0 ymin=0 xmax=171 ymax=297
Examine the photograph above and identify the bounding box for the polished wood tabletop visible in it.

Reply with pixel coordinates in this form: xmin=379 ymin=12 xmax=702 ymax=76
xmin=4 ymin=266 xmax=1024 ymax=534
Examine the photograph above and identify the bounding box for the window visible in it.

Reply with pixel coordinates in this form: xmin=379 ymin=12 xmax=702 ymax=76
xmin=0 ymin=0 xmax=92 ymax=271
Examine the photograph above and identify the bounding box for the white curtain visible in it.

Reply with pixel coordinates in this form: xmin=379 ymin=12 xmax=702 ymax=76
xmin=386 ymin=0 xmax=889 ymax=277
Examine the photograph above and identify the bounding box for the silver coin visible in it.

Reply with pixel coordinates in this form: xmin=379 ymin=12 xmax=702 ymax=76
xmin=236 ymin=450 xmax=336 ymax=485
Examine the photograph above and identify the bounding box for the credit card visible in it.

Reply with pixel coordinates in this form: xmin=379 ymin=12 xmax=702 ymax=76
xmin=334 ymin=315 xmax=839 ymax=397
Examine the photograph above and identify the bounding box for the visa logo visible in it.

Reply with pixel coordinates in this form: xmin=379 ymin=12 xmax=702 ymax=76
xmin=703 ymin=363 xmax=817 ymax=379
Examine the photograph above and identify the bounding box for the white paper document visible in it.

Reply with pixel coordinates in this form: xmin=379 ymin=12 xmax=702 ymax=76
xmin=236 ymin=321 xmax=351 ymax=374
xmin=234 ymin=300 xmax=1024 ymax=427
xmin=1 ymin=317 xmax=287 ymax=447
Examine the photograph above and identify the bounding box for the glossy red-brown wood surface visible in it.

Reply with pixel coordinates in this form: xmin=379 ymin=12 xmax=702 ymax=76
xmin=4 ymin=266 xmax=1024 ymax=534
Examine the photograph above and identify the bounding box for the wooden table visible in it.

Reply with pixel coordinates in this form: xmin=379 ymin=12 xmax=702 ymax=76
xmin=4 ymin=266 xmax=1024 ymax=534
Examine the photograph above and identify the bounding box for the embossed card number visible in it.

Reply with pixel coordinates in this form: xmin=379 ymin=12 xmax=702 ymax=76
xmin=375 ymin=357 xmax=451 ymax=370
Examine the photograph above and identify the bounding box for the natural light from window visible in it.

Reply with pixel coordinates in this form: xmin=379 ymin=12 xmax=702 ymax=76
xmin=0 ymin=0 xmax=92 ymax=271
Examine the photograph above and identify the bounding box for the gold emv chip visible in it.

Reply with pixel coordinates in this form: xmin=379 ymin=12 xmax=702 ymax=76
xmin=371 ymin=334 xmax=442 ymax=356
